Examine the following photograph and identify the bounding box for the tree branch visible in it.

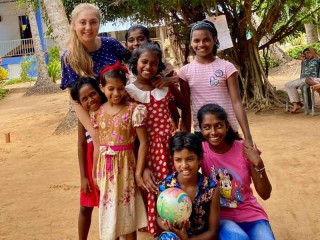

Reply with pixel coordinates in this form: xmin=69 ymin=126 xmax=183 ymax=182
xmin=259 ymin=5 xmax=320 ymax=49
xmin=256 ymin=0 xmax=286 ymax=41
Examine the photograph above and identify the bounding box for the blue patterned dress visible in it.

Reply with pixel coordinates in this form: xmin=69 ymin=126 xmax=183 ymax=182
xmin=158 ymin=172 xmax=217 ymax=237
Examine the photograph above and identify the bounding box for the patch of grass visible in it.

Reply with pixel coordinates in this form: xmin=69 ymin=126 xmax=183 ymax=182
xmin=0 ymin=88 xmax=9 ymax=100
xmin=4 ymin=78 xmax=36 ymax=86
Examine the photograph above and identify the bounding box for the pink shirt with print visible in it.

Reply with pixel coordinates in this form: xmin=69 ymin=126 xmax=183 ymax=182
xmin=201 ymin=140 xmax=269 ymax=222
xmin=178 ymin=58 xmax=239 ymax=132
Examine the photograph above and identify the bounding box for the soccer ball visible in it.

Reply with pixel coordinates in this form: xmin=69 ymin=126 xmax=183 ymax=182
xmin=157 ymin=187 xmax=192 ymax=224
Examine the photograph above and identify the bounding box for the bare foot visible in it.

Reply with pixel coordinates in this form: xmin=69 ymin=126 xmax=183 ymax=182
xmin=290 ymin=103 xmax=302 ymax=113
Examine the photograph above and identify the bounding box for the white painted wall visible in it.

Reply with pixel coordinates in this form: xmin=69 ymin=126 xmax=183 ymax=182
xmin=7 ymin=64 xmax=21 ymax=79
xmin=0 ymin=2 xmax=27 ymax=41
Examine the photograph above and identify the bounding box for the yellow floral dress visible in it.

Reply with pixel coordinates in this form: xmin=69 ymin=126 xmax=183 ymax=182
xmin=91 ymin=102 xmax=147 ymax=240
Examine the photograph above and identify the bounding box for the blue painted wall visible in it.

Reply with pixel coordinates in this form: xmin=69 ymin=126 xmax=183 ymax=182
xmin=1 ymin=54 xmax=49 ymax=78
xmin=0 ymin=3 xmax=48 ymax=79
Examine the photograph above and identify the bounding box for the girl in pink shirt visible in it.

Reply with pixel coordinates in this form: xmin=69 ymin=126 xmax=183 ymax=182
xmin=198 ymin=103 xmax=274 ymax=240
xmin=178 ymin=20 xmax=253 ymax=146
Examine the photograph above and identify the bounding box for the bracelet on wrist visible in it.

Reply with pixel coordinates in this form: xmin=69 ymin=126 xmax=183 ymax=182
xmin=254 ymin=166 xmax=265 ymax=179
xmin=254 ymin=166 xmax=265 ymax=172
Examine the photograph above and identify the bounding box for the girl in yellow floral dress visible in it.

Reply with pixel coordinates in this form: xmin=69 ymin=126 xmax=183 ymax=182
xmin=91 ymin=62 xmax=148 ymax=240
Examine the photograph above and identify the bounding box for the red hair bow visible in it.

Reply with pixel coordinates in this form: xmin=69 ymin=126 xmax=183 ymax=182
xmin=99 ymin=61 xmax=128 ymax=82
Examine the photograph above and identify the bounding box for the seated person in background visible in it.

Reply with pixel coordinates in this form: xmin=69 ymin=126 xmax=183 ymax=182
xmin=284 ymin=48 xmax=319 ymax=113
xmin=305 ymin=48 xmax=320 ymax=88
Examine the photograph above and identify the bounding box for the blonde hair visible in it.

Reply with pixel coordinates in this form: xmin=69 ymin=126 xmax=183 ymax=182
xmin=64 ymin=3 xmax=101 ymax=78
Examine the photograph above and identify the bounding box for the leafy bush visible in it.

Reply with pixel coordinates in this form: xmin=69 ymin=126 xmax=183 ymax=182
xmin=0 ymin=88 xmax=8 ymax=100
xmin=47 ymin=60 xmax=61 ymax=83
xmin=0 ymin=66 xmax=9 ymax=85
xmin=260 ymin=54 xmax=280 ymax=69
xmin=47 ymin=46 xmax=61 ymax=83
xmin=286 ymin=43 xmax=320 ymax=59
xmin=20 ymin=56 xmax=35 ymax=82
xmin=286 ymin=33 xmax=306 ymax=46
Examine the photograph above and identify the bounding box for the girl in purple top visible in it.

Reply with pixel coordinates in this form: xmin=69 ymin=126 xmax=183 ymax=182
xmin=197 ymin=103 xmax=274 ymax=240
xmin=61 ymin=3 xmax=126 ymax=151
xmin=60 ymin=3 xmax=126 ymax=240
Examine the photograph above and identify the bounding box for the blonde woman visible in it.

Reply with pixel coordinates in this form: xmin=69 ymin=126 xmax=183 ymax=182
xmin=60 ymin=3 xmax=126 ymax=240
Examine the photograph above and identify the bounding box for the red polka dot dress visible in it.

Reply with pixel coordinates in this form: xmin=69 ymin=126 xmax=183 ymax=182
xmin=126 ymin=84 xmax=174 ymax=235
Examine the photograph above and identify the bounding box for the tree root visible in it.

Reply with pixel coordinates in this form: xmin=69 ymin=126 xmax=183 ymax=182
xmin=53 ymin=108 xmax=77 ymax=135
xmin=24 ymin=83 xmax=61 ymax=96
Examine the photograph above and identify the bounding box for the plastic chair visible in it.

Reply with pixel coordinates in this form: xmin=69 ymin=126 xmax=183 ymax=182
xmin=301 ymin=83 xmax=320 ymax=115
xmin=309 ymin=83 xmax=320 ymax=115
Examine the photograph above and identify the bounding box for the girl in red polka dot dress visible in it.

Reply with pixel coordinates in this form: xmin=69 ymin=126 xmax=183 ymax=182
xmin=125 ymin=42 xmax=186 ymax=236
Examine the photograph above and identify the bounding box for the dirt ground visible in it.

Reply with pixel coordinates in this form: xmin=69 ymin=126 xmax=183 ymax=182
xmin=1 ymin=61 xmax=320 ymax=239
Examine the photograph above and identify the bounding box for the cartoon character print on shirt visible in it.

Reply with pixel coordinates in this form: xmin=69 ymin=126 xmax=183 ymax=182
xmin=209 ymin=69 xmax=224 ymax=86
xmin=211 ymin=167 xmax=244 ymax=208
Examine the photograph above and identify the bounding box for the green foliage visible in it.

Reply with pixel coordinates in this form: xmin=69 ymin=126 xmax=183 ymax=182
xmin=0 ymin=65 xmax=9 ymax=100
xmin=20 ymin=56 xmax=35 ymax=82
xmin=61 ymin=0 xmax=320 ymax=52
xmin=60 ymin=0 xmax=320 ymax=107
xmin=47 ymin=46 xmax=61 ymax=83
xmin=0 ymin=67 xmax=9 ymax=85
xmin=0 ymin=88 xmax=8 ymax=101
xmin=260 ymin=55 xmax=280 ymax=69
xmin=3 ymin=77 xmax=36 ymax=86
xmin=286 ymin=33 xmax=306 ymax=46
xmin=286 ymin=43 xmax=320 ymax=59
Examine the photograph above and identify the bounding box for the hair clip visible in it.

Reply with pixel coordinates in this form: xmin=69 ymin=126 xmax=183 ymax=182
xmin=191 ymin=21 xmax=215 ymax=31
xmin=99 ymin=61 xmax=128 ymax=82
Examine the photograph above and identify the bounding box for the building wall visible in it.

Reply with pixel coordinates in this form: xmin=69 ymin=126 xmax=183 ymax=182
xmin=0 ymin=2 xmax=50 ymax=79
xmin=1 ymin=56 xmax=37 ymax=79
xmin=0 ymin=2 xmax=47 ymax=41
xmin=0 ymin=2 xmax=26 ymax=41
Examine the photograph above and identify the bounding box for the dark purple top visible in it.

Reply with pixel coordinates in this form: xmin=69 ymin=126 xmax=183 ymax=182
xmin=60 ymin=37 xmax=126 ymax=89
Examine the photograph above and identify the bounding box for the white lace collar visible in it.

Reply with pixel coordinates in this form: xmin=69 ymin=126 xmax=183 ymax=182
xmin=125 ymin=84 xmax=168 ymax=103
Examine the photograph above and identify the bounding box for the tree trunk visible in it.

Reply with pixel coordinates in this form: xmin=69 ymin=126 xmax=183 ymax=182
xmin=24 ymin=4 xmax=60 ymax=96
xmin=43 ymin=0 xmax=70 ymax=57
xmin=165 ymin=26 xmax=184 ymax=68
xmin=224 ymin=40 xmax=282 ymax=110
xmin=269 ymin=44 xmax=291 ymax=64
xmin=53 ymin=107 xmax=78 ymax=135
xmin=304 ymin=23 xmax=319 ymax=43
xmin=43 ymin=0 xmax=75 ymax=134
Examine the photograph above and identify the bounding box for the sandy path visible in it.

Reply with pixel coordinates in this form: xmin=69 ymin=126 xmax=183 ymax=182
xmin=0 ymin=64 xmax=319 ymax=239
